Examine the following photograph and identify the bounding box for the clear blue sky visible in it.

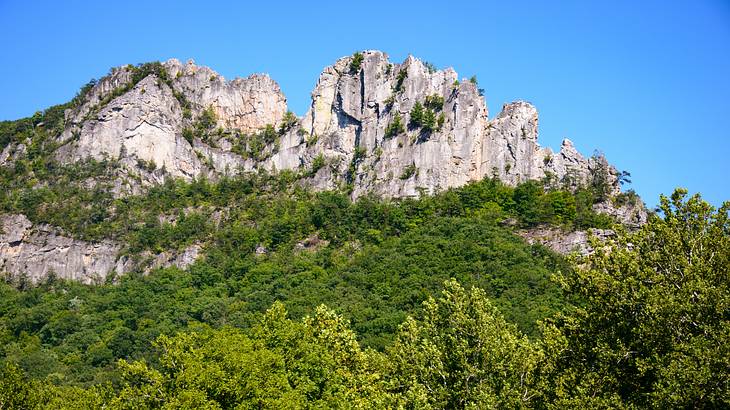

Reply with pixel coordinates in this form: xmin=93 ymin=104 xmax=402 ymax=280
xmin=1 ymin=0 xmax=728 ymax=207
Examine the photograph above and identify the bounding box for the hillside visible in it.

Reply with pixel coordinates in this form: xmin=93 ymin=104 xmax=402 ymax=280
xmin=0 ymin=51 xmax=726 ymax=409
xmin=0 ymin=51 xmax=645 ymax=284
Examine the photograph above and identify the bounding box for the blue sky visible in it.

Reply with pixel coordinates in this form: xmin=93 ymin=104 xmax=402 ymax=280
xmin=1 ymin=0 xmax=728 ymax=207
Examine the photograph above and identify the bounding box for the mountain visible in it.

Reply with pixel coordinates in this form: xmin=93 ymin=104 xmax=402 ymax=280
xmin=0 ymin=51 xmax=646 ymax=284
xmin=0 ymin=52 xmax=726 ymax=410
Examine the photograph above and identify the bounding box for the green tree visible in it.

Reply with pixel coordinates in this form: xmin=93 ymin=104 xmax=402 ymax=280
xmin=385 ymin=280 xmax=543 ymax=409
xmin=409 ymin=101 xmax=424 ymax=128
xmin=385 ymin=112 xmax=405 ymax=138
xmin=542 ymin=189 xmax=730 ymax=408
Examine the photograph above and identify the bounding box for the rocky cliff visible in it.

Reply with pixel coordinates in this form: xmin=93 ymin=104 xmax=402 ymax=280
xmin=0 ymin=50 xmax=645 ymax=283
xmin=42 ymin=51 xmax=620 ymax=197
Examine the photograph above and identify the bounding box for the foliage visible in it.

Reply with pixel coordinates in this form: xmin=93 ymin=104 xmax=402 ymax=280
xmin=399 ymin=163 xmax=417 ymax=180
xmin=384 ymin=112 xmax=405 ymax=138
xmin=386 ymin=280 xmax=543 ymax=408
xmin=308 ymin=153 xmax=325 ymax=176
xmin=424 ymin=93 xmax=444 ymax=111
xmin=231 ymin=124 xmax=278 ymax=160
xmin=542 ymin=189 xmax=730 ymax=408
xmin=423 ymin=61 xmax=437 ymax=74
xmin=394 ymin=69 xmax=407 ymax=93
xmin=350 ymin=52 xmax=364 ymax=73
xmin=278 ymin=111 xmax=298 ymax=135
xmin=0 ymin=173 xmax=592 ymax=386
xmin=198 ymin=105 xmax=217 ymax=130
xmin=410 ymin=99 xmax=442 ymax=134
xmin=1 ymin=189 xmax=725 ymax=407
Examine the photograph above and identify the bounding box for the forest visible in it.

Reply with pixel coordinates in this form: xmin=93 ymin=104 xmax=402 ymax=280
xmin=0 ymin=169 xmax=727 ymax=408
xmin=0 ymin=78 xmax=727 ymax=409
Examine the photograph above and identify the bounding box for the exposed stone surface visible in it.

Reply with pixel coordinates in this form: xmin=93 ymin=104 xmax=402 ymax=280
xmin=0 ymin=214 xmax=202 ymax=284
xmin=0 ymin=214 xmax=123 ymax=284
xmin=0 ymin=51 xmax=646 ymax=283
xmin=146 ymin=243 xmax=202 ymax=273
xmin=51 ymin=51 xmax=621 ymax=200
xmin=593 ymin=200 xmax=648 ymax=228
xmin=164 ymin=59 xmax=287 ymax=134
xmin=519 ymin=226 xmax=617 ymax=256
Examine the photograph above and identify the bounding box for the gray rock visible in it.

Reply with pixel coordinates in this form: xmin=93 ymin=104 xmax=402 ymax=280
xmin=0 ymin=214 xmax=122 ymax=284
xmin=518 ymin=226 xmax=617 ymax=256
xmin=0 ymin=214 xmax=203 ymax=284
xmin=593 ymin=200 xmax=648 ymax=228
xmin=146 ymin=243 xmax=202 ymax=273
xmin=53 ymin=51 xmax=621 ymax=202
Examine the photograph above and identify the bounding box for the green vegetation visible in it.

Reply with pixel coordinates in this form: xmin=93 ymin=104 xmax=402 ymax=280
xmin=278 ymin=111 xmax=297 ymax=135
xmin=424 ymin=93 xmax=444 ymax=111
xmin=423 ymin=60 xmax=437 ymax=74
xmin=0 ymin=169 xmax=618 ymax=387
xmin=384 ymin=111 xmax=405 ymax=138
xmin=308 ymin=153 xmax=325 ymax=176
xmin=409 ymin=97 xmax=444 ymax=134
xmin=1 ymin=190 xmax=727 ymax=408
xmin=399 ymin=163 xmax=417 ymax=180
xmin=231 ymin=123 xmax=278 ymax=160
xmin=394 ymin=69 xmax=407 ymax=93
xmin=350 ymin=52 xmax=364 ymax=73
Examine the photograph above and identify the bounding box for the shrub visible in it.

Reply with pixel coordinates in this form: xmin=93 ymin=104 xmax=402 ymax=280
xmin=199 ymin=106 xmax=217 ymax=130
xmin=350 ymin=52 xmax=364 ymax=73
xmin=305 ymin=133 xmax=318 ymax=147
xmin=423 ymin=61 xmax=437 ymax=74
xmin=400 ymin=163 xmax=417 ymax=180
xmin=310 ymin=153 xmax=325 ymax=176
xmin=182 ymin=128 xmax=195 ymax=145
xmin=385 ymin=112 xmax=405 ymax=138
xmin=279 ymin=111 xmax=298 ymax=135
xmin=424 ymin=94 xmax=444 ymax=111
xmin=394 ymin=69 xmax=407 ymax=93
xmin=409 ymin=102 xmax=425 ymax=128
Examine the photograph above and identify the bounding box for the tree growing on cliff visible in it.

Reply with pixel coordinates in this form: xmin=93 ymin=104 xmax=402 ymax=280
xmin=542 ymin=189 xmax=730 ymax=408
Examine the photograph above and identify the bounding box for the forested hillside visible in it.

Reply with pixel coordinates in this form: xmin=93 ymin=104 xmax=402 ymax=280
xmin=1 ymin=187 xmax=727 ymax=408
xmin=0 ymin=58 xmax=726 ymax=408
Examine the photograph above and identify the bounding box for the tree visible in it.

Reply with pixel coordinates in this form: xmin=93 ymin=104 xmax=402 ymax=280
xmin=350 ymin=52 xmax=364 ymax=73
xmin=409 ymin=101 xmax=424 ymax=128
xmin=385 ymin=280 xmax=543 ymax=409
xmin=542 ymin=189 xmax=730 ymax=408
xmin=385 ymin=112 xmax=405 ymax=138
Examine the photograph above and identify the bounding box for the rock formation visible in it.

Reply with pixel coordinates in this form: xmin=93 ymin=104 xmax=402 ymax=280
xmin=0 ymin=214 xmax=200 ymax=284
xmin=44 ymin=51 xmax=623 ymax=198
xmin=0 ymin=50 xmax=646 ymax=283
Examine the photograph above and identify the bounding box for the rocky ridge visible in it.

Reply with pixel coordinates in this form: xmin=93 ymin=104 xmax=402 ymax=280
xmin=42 ymin=51 xmax=623 ymax=198
xmin=0 ymin=214 xmax=200 ymax=285
xmin=0 ymin=50 xmax=647 ymax=283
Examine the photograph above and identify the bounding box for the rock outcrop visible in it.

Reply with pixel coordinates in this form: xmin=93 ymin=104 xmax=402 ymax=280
xmin=0 ymin=214 xmax=201 ymax=284
xmin=0 ymin=50 xmax=645 ymax=283
xmin=45 ymin=51 xmax=621 ymax=199
xmin=518 ymin=226 xmax=617 ymax=257
xmin=0 ymin=214 xmax=123 ymax=284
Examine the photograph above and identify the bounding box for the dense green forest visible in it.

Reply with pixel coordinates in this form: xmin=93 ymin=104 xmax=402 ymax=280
xmin=0 ymin=188 xmax=727 ymax=408
xmin=0 ymin=76 xmax=727 ymax=408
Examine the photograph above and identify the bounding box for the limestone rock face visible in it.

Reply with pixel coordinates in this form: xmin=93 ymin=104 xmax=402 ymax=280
xmin=53 ymin=51 xmax=619 ymax=200
xmin=57 ymin=75 xmax=201 ymax=181
xmin=0 ymin=214 xmax=203 ymax=284
xmin=518 ymin=226 xmax=617 ymax=256
xmin=0 ymin=214 xmax=123 ymax=284
xmin=269 ymin=50 xmax=619 ymax=198
xmin=54 ymin=59 xmax=288 ymax=188
xmin=593 ymin=200 xmax=648 ymax=228
xmin=164 ymin=59 xmax=287 ymax=134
